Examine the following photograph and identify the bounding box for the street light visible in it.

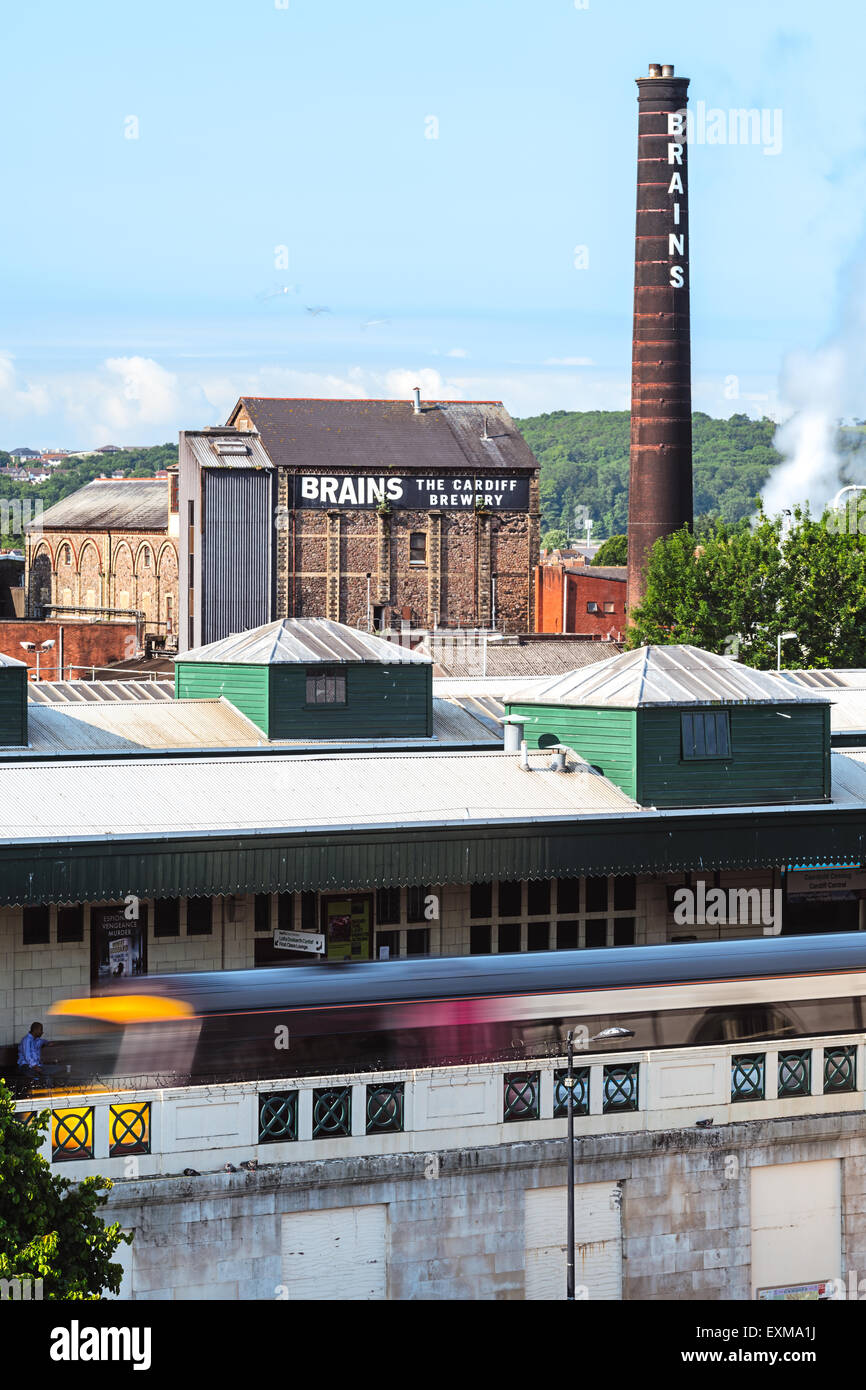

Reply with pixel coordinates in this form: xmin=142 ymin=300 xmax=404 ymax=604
xmin=564 ymin=1030 xmax=576 ymax=1300
xmin=777 ymin=631 xmax=797 ymax=672
xmin=365 ymin=573 xmax=372 ymax=632
xmin=20 ymin=638 xmax=55 ymax=681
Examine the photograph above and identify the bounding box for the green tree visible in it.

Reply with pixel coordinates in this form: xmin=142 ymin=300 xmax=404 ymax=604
xmin=627 ymin=509 xmax=866 ymax=669
xmin=540 ymin=528 xmax=569 ymax=552
xmin=592 ymin=534 xmax=627 ymax=566
xmin=0 ymin=1080 xmax=132 ymax=1299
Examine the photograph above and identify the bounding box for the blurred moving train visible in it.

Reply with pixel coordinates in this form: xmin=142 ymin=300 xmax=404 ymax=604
xmin=44 ymin=932 xmax=866 ymax=1089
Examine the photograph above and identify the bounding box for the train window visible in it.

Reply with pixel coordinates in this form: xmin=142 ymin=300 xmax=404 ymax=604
xmin=23 ymin=906 xmax=50 ymax=945
xmin=57 ymin=906 xmax=84 ymax=944
xmin=557 ymin=921 xmax=579 ymax=950
xmin=254 ymin=894 xmax=272 ymax=932
xmin=498 ymin=922 xmax=520 ymax=954
xmin=691 ymin=1006 xmax=797 ymax=1046
xmin=470 ymin=924 xmax=492 ymax=954
xmin=528 ymin=922 xmax=549 ymax=951
xmin=585 ymin=920 xmax=607 ymax=949
xmin=406 ymin=886 xmax=430 ymax=923
xmin=277 ymin=893 xmax=293 ymax=932
xmin=376 ymin=887 xmax=401 ymax=924
xmin=613 ymin=918 xmax=635 ymax=946
xmin=557 ymin=879 xmax=580 ymax=914
xmin=498 ymin=881 xmax=522 ymax=917
xmin=406 ymin=928 xmax=429 ymax=956
xmin=614 ymin=876 xmax=636 ymax=911
xmin=186 ymin=897 xmax=213 ymax=936
xmin=301 ymin=892 xmax=317 ymax=931
xmin=528 ymin=880 xmax=551 ymax=915
xmin=585 ymin=877 xmax=608 ymax=913
xmin=681 ymin=710 xmax=731 ymax=760
xmin=470 ymin=883 xmax=493 ymax=918
xmin=376 ymin=930 xmax=400 ymax=959
xmin=154 ymin=899 xmax=179 ymax=937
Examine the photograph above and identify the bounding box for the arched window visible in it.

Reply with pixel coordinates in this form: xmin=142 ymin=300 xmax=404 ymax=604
xmin=141 ymin=547 xmax=152 ymax=569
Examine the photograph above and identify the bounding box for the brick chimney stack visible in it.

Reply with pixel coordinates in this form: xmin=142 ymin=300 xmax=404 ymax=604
xmin=626 ymin=64 xmax=694 ymax=619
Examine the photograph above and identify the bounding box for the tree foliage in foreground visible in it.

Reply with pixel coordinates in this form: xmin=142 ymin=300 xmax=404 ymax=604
xmin=627 ymin=509 xmax=866 ymax=669
xmin=0 ymin=1079 xmax=131 ymax=1299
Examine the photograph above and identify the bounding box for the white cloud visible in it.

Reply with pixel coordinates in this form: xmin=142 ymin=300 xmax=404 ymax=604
xmin=446 ymin=348 xmax=469 ymax=358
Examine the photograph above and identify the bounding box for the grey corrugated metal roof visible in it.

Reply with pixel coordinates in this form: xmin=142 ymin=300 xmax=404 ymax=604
xmin=177 ymin=618 xmax=431 ymax=666
xmin=424 ymin=637 xmax=624 ymax=680
xmin=0 ymin=652 xmax=27 ymax=668
xmin=228 ymin=398 xmax=539 ymax=475
xmin=27 ymin=679 xmax=175 ymax=704
xmin=0 ymin=748 xmax=636 ymax=840
xmin=184 ymin=431 xmax=274 ymax=471
xmin=16 ymin=699 xmax=265 ymax=753
xmin=508 ymin=645 xmax=834 ymax=709
xmin=28 ymin=479 xmax=168 ymax=532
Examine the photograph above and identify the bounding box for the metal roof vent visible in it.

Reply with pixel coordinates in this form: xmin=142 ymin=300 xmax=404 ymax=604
xmin=412 ymin=387 xmax=422 ymax=414
xmin=548 ymin=746 xmax=569 ymax=773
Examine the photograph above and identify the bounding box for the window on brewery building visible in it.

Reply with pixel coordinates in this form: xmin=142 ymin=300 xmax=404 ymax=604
xmin=470 ymin=924 xmax=492 ymax=954
xmin=498 ymin=922 xmax=520 ymax=954
xmin=587 ymin=602 xmax=599 ymax=613
xmin=154 ymin=898 xmax=180 ymax=937
xmin=585 ymin=876 xmax=609 ymax=913
xmin=528 ymin=922 xmax=549 ymax=951
xmin=376 ymin=887 xmax=401 ymax=924
xmin=498 ymin=881 xmax=522 ymax=917
xmin=470 ymin=883 xmax=493 ymax=918
xmin=23 ymin=906 xmax=50 ymax=945
xmin=305 ymin=668 xmax=347 ymax=705
xmin=186 ymin=897 xmax=213 ymax=936
xmin=681 ymin=710 xmax=731 ymax=760
xmin=57 ymin=906 xmax=84 ymax=943
xmin=406 ymin=885 xmax=430 ymax=923
xmin=169 ymin=472 xmax=179 ymax=513
xmin=409 ymin=532 xmax=427 ymax=566
xmin=527 ymin=880 xmax=550 ymax=916
xmin=141 ymin=547 xmax=152 ymax=569
xmin=61 ymin=544 xmax=71 ymax=564
xmin=604 ymin=601 xmax=616 ymax=613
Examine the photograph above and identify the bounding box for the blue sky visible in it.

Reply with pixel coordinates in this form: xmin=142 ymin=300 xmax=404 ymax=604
xmin=2 ymin=0 xmax=865 ymax=448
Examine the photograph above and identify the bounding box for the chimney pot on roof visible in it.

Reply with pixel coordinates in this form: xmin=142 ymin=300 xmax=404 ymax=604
xmin=661 ymin=63 xmax=675 ymax=77
xmin=412 ymin=387 xmax=422 ymax=414
xmin=648 ymin=63 xmax=662 ymax=77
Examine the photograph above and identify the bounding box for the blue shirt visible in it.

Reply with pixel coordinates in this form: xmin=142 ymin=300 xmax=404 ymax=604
xmin=18 ymin=1032 xmax=44 ymax=1068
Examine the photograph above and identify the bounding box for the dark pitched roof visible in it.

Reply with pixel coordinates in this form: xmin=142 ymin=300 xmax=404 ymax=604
xmin=227 ymin=398 xmax=539 ymax=474
xmin=580 ymin=566 xmax=627 ymax=582
xmin=424 ymin=636 xmax=625 ymax=679
xmin=28 ymin=479 xmax=168 ymax=532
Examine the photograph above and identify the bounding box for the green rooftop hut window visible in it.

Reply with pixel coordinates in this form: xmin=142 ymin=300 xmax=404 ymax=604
xmin=681 ymin=710 xmax=731 ymax=760
xmin=305 ymin=669 xmax=347 ymax=706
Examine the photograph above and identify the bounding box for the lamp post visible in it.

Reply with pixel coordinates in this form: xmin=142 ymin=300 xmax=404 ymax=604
xmin=20 ymin=638 xmax=55 ymax=681
xmin=777 ymin=631 xmax=797 ymax=672
xmin=565 ymin=1029 xmax=576 ymax=1301
xmin=365 ymin=573 xmax=372 ymax=632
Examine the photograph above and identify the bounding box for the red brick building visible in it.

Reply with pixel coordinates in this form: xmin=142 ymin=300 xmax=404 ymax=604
xmin=24 ymin=478 xmax=179 ymax=647
xmin=178 ymin=396 xmax=541 ymax=651
xmin=535 ymin=559 xmax=627 ymax=640
xmin=0 ymin=619 xmax=139 ymax=680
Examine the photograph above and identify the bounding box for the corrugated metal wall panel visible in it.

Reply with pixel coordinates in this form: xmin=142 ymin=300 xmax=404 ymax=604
xmin=281 ymin=1206 xmax=388 ymax=1300
xmin=202 ymin=470 xmax=273 ymax=645
xmin=0 ymin=667 xmax=28 ymax=746
xmin=525 ymin=1183 xmax=622 ymax=1300
xmin=1 ymin=810 xmax=864 ymax=904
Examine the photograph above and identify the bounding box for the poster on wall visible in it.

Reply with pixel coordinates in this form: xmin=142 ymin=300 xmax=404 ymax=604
xmin=90 ymin=906 xmax=148 ymax=983
xmin=322 ymin=896 xmax=372 ymax=961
